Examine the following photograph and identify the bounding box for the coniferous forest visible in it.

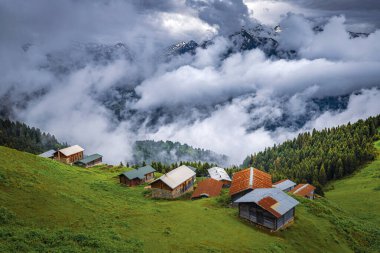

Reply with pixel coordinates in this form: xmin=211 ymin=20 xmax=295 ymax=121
xmin=0 ymin=118 xmax=66 ymax=154
xmin=243 ymin=115 xmax=380 ymax=194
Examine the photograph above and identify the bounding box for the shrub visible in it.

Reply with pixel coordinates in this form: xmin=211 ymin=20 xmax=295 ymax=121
xmin=215 ymin=192 xmax=231 ymax=207
xmin=0 ymin=207 xmax=15 ymax=224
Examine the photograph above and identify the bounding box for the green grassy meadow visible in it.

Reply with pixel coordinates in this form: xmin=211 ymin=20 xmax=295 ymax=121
xmin=0 ymin=145 xmax=379 ymax=252
xmin=325 ymin=140 xmax=380 ymax=224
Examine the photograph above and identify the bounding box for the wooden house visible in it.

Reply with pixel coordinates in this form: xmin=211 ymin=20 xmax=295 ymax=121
xmin=208 ymin=167 xmax=232 ymax=187
xmin=150 ymin=165 xmax=196 ymax=199
xmin=54 ymin=145 xmax=84 ymax=164
xmin=191 ymin=178 xmax=223 ymax=200
xmin=75 ymin=154 xmax=102 ymax=168
xmin=272 ymin=179 xmax=296 ymax=192
xmin=289 ymin=184 xmax=316 ymax=199
xmin=234 ymin=188 xmax=299 ymax=231
xmin=229 ymin=167 xmax=272 ymax=202
xmin=119 ymin=165 xmax=156 ymax=187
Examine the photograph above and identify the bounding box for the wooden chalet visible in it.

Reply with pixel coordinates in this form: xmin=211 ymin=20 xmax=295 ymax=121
xmin=150 ymin=165 xmax=196 ymax=199
xmin=119 ymin=165 xmax=156 ymax=187
xmin=289 ymin=184 xmax=316 ymax=199
xmin=54 ymin=145 xmax=84 ymax=164
xmin=208 ymin=167 xmax=232 ymax=187
xmin=272 ymin=179 xmax=296 ymax=192
xmin=229 ymin=167 xmax=272 ymax=202
xmin=191 ymin=178 xmax=223 ymax=200
xmin=75 ymin=154 xmax=102 ymax=168
xmin=234 ymin=188 xmax=299 ymax=231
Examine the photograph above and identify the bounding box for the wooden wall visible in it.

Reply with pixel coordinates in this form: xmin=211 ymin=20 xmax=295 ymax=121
xmin=54 ymin=151 xmax=83 ymax=164
xmin=238 ymin=203 xmax=295 ymax=231
xmin=151 ymin=176 xmax=195 ymax=199
xmin=119 ymin=175 xmax=142 ymax=187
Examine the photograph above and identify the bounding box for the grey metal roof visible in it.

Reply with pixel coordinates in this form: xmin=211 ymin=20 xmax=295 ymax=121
xmin=58 ymin=145 xmax=84 ymax=156
xmin=151 ymin=165 xmax=195 ymax=189
xmin=234 ymin=188 xmax=299 ymax=216
xmin=187 ymin=166 xmax=197 ymax=172
xmin=76 ymin=154 xmax=102 ymax=165
xmin=273 ymin=179 xmax=296 ymax=191
xmin=208 ymin=167 xmax=231 ymax=181
xmin=120 ymin=165 xmax=156 ymax=180
xmin=39 ymin=149 xmax=55 ymax=158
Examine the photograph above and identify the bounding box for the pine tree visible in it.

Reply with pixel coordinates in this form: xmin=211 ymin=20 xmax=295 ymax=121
xmin=318 ymin=164 xmax=327 ymax=185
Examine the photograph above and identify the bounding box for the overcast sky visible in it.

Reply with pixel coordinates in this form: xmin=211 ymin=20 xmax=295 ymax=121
xmin=245 ymin=0 xmax=380 ymax=31
xmin=0 ymin=0 xmax=379 ymax=164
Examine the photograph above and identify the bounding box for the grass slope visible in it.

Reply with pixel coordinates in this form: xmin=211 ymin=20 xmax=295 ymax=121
xmin=326 ymin=140 xmax=380 ymax=224
xmin=0 ymin=146 xmax=378 ymax=252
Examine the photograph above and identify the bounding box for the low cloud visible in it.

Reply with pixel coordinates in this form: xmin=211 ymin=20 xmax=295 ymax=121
xmin=1 ymin=1 xmax=379 ymax=165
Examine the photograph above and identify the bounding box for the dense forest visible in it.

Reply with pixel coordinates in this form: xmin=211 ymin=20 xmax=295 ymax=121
xmin=133 ymin=140 xmax=228 ymax=166
xmin=242 ymin=115 xmax=380 ymax=194
xmin=0 ymin=118 xmax=66 ymax=154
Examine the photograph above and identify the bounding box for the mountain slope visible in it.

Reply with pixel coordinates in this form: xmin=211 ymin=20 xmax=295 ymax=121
xmin=325 ymin=139 xmax=380 ymax=224
xmin=1 ymin=146 xmax=379 ymax=252
xmin=0 ymin=118 xmax=66 ymax=154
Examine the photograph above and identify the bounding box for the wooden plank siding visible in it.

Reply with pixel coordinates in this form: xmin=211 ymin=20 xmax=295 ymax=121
xmin=54 ymin=151 xmax=84 ymax=164
xmin=238 ymin=202 xmax=295 ymax=231
xmin=151 ymin=176 xmax=195 ymax=199
xmin=119 ymin=172 xmax=155 ymax=187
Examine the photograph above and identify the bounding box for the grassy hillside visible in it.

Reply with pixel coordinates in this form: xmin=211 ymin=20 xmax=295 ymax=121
xmin=325 ymin=140 xmax=380 ymax=224
xmin=0 ymin=146 xmax=379 ymax=252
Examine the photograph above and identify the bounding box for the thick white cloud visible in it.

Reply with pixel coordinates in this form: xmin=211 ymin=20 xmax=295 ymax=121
xmin=135 ymin=48 xmax=380 ymax=109
xmin=1 ymin=0 xmax=380 ymax=165
xmin=305 ymin=88 xmax=380 ymax=130
xmin=17 ymin=62 xmax=135 ymax=164
xmin=144 ymin=88 xmax=380 ymax=164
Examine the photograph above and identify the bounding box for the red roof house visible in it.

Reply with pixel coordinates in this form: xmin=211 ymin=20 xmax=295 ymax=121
xmin=191 ymin=178 xmax=224 ymax=199
xmin=229 ymin=168 xmax=272 ymax=201
xmin=289 ymin=183 xmax=316 ymax=199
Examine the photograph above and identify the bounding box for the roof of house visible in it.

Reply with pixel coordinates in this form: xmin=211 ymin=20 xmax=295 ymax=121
xmin=151 ymin=165 xmax=196 ymax=189
xmin=229 ymin=168 xmax=272 ymax=196
xmin=208 ymin=167 xmax=231 ymax=182
xmin=75 ymin=154 xmax=102 ymax=165
xmin=289 ymin=184 xmax=316 ymax=197
xmin=120 ymin=165 xmax=156 ymax=180
xmin=38 ymin=149 xmax=55 ymax=158
xmin=272 ymin=179 xmax=296 ymax=191
xmin=58 ymin=145 xmax=84 ymax=156
xmin=234 ymin=188 xmax=299 ymax=218
xmin=191 ymin=178 xmax=224 ymax=199
xmin=188 ymin=166 xmax=197 ymax=172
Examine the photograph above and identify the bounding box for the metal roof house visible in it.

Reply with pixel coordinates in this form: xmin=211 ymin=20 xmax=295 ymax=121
xmin=150 ymin=165 xmax=196 ymax=199
xmin=272 ymin=179 xmax=296 ymax=192
xmin=54 ymin=145 xmax=84 ymax=164
xmin=75 ymin=154 xmax=102 ymax=168
xmin=208 ymin=167 xmax=232 ymax=186
xmin=290 ymin=184 xmax=316 ymax=199
xmin=191 ymin=178 xmax=223 ymax=199
xmin=234 ymin=188 xmax=299 ymax=231
xmin=229 ymin=168 xmax=272 ymax=202
xmin=119 ymin=165 xmax=156 ymax=187
xmin=38 ymin=149 xmax=55 ymax=159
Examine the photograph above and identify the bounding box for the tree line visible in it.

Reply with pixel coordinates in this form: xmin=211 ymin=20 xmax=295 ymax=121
xmin=0 ymin=118 xmax=66 ymax=154
xmin=242 ymin=115 xmax=380 ymax=194
xmin=132 ymin=140 xmax=228 ymax=166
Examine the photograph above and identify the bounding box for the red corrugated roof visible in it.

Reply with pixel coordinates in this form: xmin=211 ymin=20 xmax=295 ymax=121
xmin=191 ymin=178 xmax=223 ymax=199
xmin=258 ymin=196 xmax=282 ymax=218
xmin=229 ymin=168 xmax=272 ymax=196
xmin=289 ymin=184 xmax=316 ymax=197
